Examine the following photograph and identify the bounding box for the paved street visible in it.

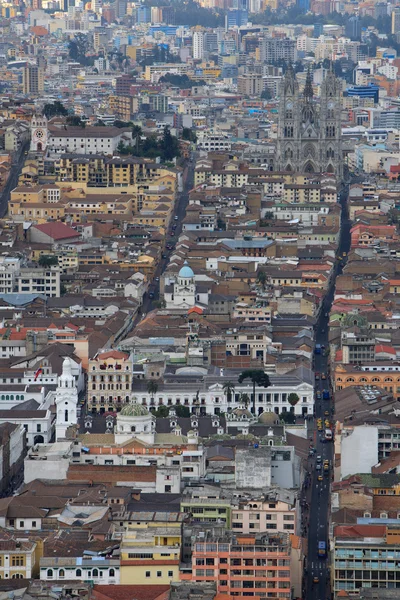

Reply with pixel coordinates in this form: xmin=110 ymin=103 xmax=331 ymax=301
xmin=137 ymin=157 xmax=195 ymax=317
xmin=0 ymin=141 xmax=30 ymax=218
xmin=305 ymin=187 xmax=351 ymax=600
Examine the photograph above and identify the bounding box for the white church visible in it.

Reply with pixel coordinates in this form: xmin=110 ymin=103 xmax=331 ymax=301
xmin=164 ymin=261 xmax=210 ymax=313
xmin=55 ymin=357 xmax=78 ymax=441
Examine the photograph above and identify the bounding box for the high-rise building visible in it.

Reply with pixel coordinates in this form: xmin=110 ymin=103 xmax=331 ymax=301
xmin=225 ymin=9 xmax=248 ymax=29
xmin=276 ymin=66 xmax=343 ymax=179
xmin=192 ymin=30 xmax=205 ymax=59
xmin=345 ymin=15 xmax=361 ymax=40
xmin=296 ymin=0 xmax=310 ymax=13
xmin=136 ymin=4 xmax=150 ymax=23
xmin=22 ymin=64 xmax=44 ymax=95
xmin=237 ymin=72 xmax=263 ymax=96
xmin=392 ymin=6 xmax=400 ymax=34
xmin=259 ymin=37 xmax=296 ymax=64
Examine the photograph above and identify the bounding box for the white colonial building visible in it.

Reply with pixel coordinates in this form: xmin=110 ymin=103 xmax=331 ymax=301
xmin=131 ymin=365 xmax=315 ymax=416
xmin=55 ymin=357 xmax=78 ymax=441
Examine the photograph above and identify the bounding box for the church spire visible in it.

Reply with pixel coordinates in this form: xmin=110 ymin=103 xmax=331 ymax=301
xmin=283 ymin=61 xmax=296 ymax=95
xmin=304 ymin=67 xmax=313 ymax=100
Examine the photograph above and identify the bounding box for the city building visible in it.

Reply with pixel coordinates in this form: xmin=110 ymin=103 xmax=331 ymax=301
xmin=276 ymin=66 xmax=343 ymax=178
xmin=22 ymin=65 xmax=44 ymax=95
xmin=88 ymin=350 xmax=133 ymax=413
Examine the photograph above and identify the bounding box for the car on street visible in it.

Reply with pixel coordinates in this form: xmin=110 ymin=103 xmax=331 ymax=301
xmin=321 ymin=373 xmax=326 ymax=380
xmin=315 ymin=373 xmax=320 ymax=380
xmin=316 ymin=455 xmax=322 ymax=463
xmin=324 ymin=410 xmax=329 ymax=416
xmin=318 ymin=474 xmax=323 ymax=481
xmin=174 ymin=215 xmax=178 ymax=220
xmin=316 ymin=464 xmax=321 ymax=471
xmin=313 ymin=576 xmax=319 ymax=584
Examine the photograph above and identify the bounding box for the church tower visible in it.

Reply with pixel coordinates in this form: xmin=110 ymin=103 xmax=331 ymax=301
xmin=30 ymin=114 xmax=48 ymax=153
xmin=55 ymin=357 xmax=78 ymax=441
xmin=276 ymin=67 xmax=342 ymax=179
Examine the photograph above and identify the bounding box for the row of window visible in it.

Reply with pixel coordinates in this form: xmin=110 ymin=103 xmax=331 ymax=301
xmin=46 ymin=567 xmax=116 ymax=578
xmin=0 ymin=395 xmax=24 ymax=401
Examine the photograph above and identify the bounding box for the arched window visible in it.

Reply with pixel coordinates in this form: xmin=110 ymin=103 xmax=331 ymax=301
xmin=64 ymin=409 xmax=68 ymax=422
xmin=16 ymin=395 xmax=19 ymax=400
xmin=76 ymin=569 xmax=82 ymax=577
xmin=5 ymin=395 xmax=9 ymax=400
xmin=1 ymin=395 xmax=4 ymax=401
xmin=359 ymin=377 xmax=367 ymax=382
xmin=346 ymin=378 xmax=355 ymax=383
xmin=92 ymin=569 xmax=99 ymax=577
xmin=10 ymin=395 xmax=13 ymax=400
xmin=131 ymin=426 xmax=136 ymax=433
xmin=372 ymin=377 xmax=380 ymax=382
xmin=109 ymin=568 xmax=115 ymax=577
xmin=59 ymin=569 xmax=65 ymax=578
xmin=47 ymin=569 xmax=53 ymax=578
xmin=384 ymin=378 xmax=393 ymax=382
xmin=12 ymin=574 xmax=23 ymax=579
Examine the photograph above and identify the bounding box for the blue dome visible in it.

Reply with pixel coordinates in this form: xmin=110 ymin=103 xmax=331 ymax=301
xmin=179 ymin=261 xmax=194 ymax=278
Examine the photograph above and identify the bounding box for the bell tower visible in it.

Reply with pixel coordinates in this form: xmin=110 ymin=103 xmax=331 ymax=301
xmin=55 ymin=357 xmax=78 ymax=441
xmin=30 ymin=114 xmax=48 ymax=153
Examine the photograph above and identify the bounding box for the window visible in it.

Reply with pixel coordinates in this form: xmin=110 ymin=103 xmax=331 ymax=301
xmin=58 ymin=569 xmax=65 ymax=578
xmin=76 ymin=569 xmax=82 ymax=577
xmin=168 ymin=571 xmax=173 ymax=577
xmin=157 ymin=571 xmax=162 ymax=577
xmin=145 ymin=572 xmax=151 ymax=578
xmin=11 ymin=556 xmax=23 ymax=567
xmin=19 ymin=521 xmax=24 ymax=528
xmin=109 ymin=568 xmax=115 ymax=577
xmin=47 ymin=569 xmax=53 ymax=578
xmin=32 ymin=521 xmax=37 ymax=528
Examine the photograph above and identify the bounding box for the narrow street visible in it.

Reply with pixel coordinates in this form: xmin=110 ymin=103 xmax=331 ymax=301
xmin=305 ymin=186 xmax=351 ymax=600
xmin=0 ymin=141 xmax=29 ymax=218
xmin=134 ymin=157 xmax=195 ymax=320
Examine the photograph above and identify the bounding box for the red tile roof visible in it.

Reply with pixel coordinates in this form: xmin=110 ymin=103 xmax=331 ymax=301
xmin=93 ymin=586 xmax=170 ymax=600
xmin=97 ymin=350 xmax=129 ymax=360
xmin=32 ymin=222 xmax=78 ymax=241
xmin=334 ymin=524 xmax=386 ymax=538
xmin=375 ymin=344 xmax=396 ymax=355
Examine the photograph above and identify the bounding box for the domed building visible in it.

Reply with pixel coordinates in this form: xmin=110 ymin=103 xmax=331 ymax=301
xmin=164 ymin=261 xmax=196 ymax=311
xmin=258 ymin=411 xmax=280 ymax=426
xmin=115 ymin=402 xmax=156 ymax=444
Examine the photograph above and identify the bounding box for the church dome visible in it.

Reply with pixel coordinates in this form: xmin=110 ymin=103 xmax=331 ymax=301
xmin=120 ymin=403 xmax=149 ymax=417
xmin=259 ymin=411 xmax=279 ymax=425
xmin=232 ymin=407 xmax=253 ymax=419
xmin=178 ymin=261 xmax=194 ymax=279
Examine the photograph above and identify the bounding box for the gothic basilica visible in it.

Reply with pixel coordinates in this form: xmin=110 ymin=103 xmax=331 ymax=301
xmin=276 ymin=65 xmax=343 ymax=179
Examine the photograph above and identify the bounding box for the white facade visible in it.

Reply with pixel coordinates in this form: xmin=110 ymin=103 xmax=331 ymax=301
xmin=17 ymin=266 xmax=60 ymax=298
xmin=55 ymin=357 xmax=78 ymax=441
xmin=40 ymin=559 xmax=120 ymax=584
xmin=48 ymin=129 xmax=133 ymax=155
xmin=0 ymin=257 xmax=20 ymax=294
xmin=193 ymin=31 xmax=205 ymax=59
xmin=164 ymin=262 xmax=196 ymax=311
xmin=134 ymin=368 xmax=315 ymax=416
xmin=30 ymin=114 xmax=48 ymax=153
xmin=0 ymin=410 xmax=53 ymax=447
xmin=339 ymin=425 xmax=379 ymax=480
xmin=24 ymin=441 xmax=72 ymax=483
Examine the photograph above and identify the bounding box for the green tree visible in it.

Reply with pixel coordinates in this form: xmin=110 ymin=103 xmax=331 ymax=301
xmin=182 ymin=127 xmax=197 ymax=142
xmin=161 ymin=126 xmax=180 ymax=162
xmin=175 ymin=405 xmax=190 ymax=418
xmin=38 ymin=255 xmax=58 ymax=267
xmin=279 ymin=412 xmax=296 ymax=424
xmin=43 ymin=101 xmax=68 ymax=119
xmin=68 ymin=33 xmax=93 ymax=66
xmin=147 ymin=381 xmax=158 ymax=402
xmin=288 ymin=393 xmax=300 ymax=407
xmin=239 ymin=392 xmax=250 ymax=409
xmin=223 ymin=381 xmax=235 ymax=405
xmin=153 ymin=405 xmax=169 ymax=417
xmin=66 ymin=115 xmax=85 ymax=128
xmin=261 ymin=89 xmax=272 ymax=100
xmin=257 ymin=271 xmax=267 ymax=289
xmin=238 ymin=370 xmax=271 ymax=415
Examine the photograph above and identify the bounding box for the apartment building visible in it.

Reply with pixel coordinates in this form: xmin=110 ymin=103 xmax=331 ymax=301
xmin=16 ymin=266 xmax=60 ymax=298
xmin=0 ymin=257 xmax=20 ymax=294
xmin=185 ymin=531 xmax=292 ymax=599
xmin=181 ymin=498 xmax=232 ymax=528
xmin=0 ymin=538 xmax=41 ymax=579
xmin=332 ymin=524 xmax=400 ymax=596
xmin=88 ymin=350 xmax=133 ymax=413
xmin=120 ymin=528 xmax=181 ymax=584
xmin=22 ymin=65 xmax=44 ymax=95
xmin=231 ymin=494 xmax=297 ymax=534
